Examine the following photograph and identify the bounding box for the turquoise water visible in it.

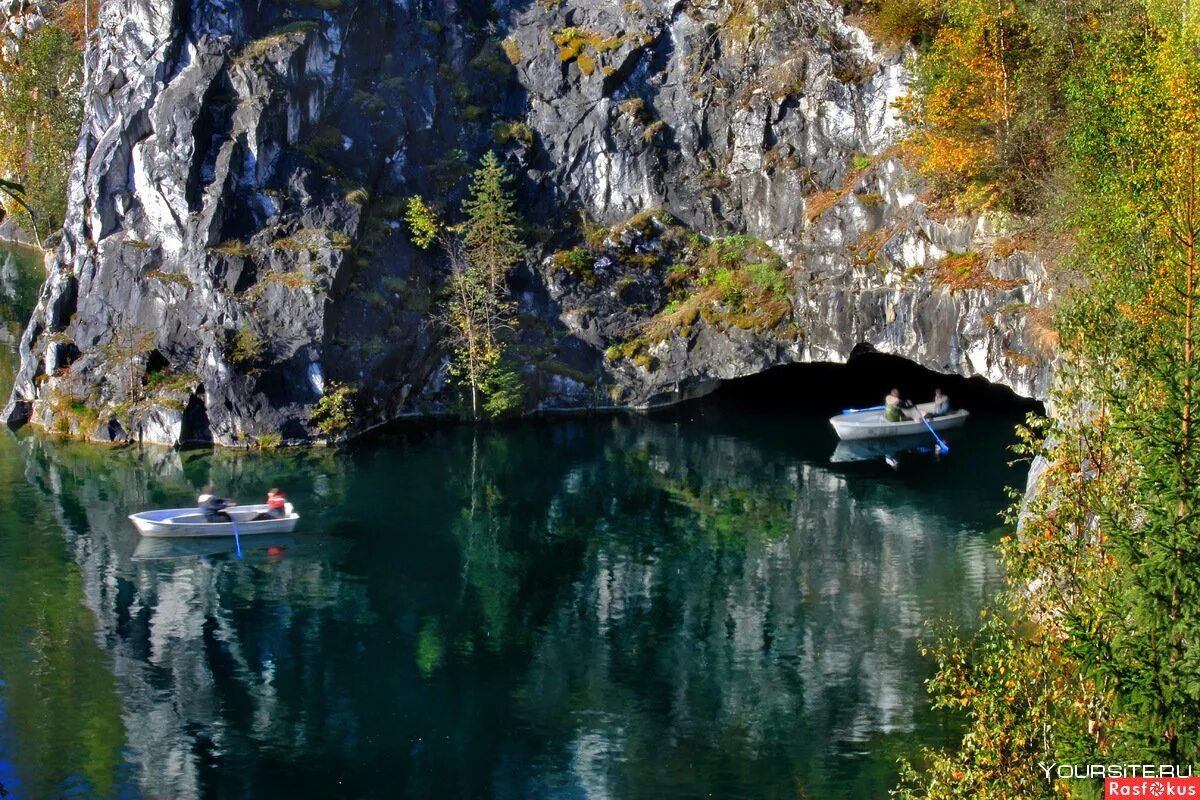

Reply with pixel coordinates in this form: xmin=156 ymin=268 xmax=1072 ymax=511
xmin=0 ymin=244 xmax=1022 ymax=799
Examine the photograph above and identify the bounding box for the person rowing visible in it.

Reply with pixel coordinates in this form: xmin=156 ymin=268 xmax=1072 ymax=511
xmin=198 ymin=484 xmax=235 ymax=523
xmin=884 ymin=388 xmax=915 ymax=422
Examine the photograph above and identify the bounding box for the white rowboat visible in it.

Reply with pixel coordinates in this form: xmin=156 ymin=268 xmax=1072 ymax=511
xmin=129 ymin=503 xmax=300 ymax=537
xmin=830 ymin=403 xmax=969 ymax=441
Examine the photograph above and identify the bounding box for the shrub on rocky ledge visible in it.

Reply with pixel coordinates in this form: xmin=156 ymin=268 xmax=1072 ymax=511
xmin=550 ymin=247 xmax=597 ymax=285
xmin=229 ymin=324 xmax=266 ymax=368
xmin=493 ymin=120 xmax=535 ymax=147
xmin=309 ymin=382 xmax=357 ymax=437
xmin=619 ymin=233 xmax=795 ymax=351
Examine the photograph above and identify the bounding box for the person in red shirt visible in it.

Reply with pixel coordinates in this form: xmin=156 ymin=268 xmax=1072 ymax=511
xmin=252 ymin=488 xmax=287 ymax=520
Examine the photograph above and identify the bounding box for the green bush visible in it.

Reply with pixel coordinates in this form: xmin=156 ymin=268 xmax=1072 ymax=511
xmin=479 ymin=360 xmax=525 ymax=419
xmin=744 ymin=261 xmax=788 ymax=297
xmin=405 ymin=196 xmax=441 ymax=249
xmin=551 ymin=247 xmax=595 ymax=283
xmin=310 ymin=382 xmax=356 ymax=437
xmin=230 ymin=324 xmax=266 ymax=367
xmin=256 ymin=432 xmax=283 ymax=449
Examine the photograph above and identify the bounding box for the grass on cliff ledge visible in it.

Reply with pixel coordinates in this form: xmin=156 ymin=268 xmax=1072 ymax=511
xmin=547 ymin=208 xmax=685 ymax=287
xmin=272 ymin=227 xmax=352 ymax=253
xmin=640 ymin=235 xmax=794 ymax=340
xmin=235 ymin=21 xmax=318 ymax=64
xmin=599 ymin=230 xmax=796 ymax=371
xmin=549 ymin=213 xmax=796 ymax=363
xmin=933 ymin=251 xmax=1026 ymax=291
xmin=553 ymin=27 xmax=626 ymax=76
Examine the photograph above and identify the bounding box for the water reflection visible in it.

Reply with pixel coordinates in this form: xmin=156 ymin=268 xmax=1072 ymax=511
xmin=830 ymin=431 xmax=953 ymax=464
xmin=131 ymin=535 xmax=295 ymax=561
xmin=1 ymin=406 xmax=1017 ymax=799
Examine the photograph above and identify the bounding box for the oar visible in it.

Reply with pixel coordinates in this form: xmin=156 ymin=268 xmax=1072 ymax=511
xmin=916 ymin=411 xmax=950 ymax=454
xmin=841 ymin=405 xmax=886 ymax=414
xmin=231 ymin=516 xmax=243 ymax=559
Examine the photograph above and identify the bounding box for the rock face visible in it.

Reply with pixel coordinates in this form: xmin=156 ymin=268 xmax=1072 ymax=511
xmin=4 ymin=0 xmax=1055 ymax=446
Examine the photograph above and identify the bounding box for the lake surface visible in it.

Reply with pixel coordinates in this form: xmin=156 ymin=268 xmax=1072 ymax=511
xmin=0 ymin=244 xmax=1022 ymax=799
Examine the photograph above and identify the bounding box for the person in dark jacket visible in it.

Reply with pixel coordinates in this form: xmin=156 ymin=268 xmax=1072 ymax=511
xmin=198 ymin=484 xmax=234 ymax=523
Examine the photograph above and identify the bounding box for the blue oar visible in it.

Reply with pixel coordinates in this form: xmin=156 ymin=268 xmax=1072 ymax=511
xmin=917 ymin=411 xmax=950 ymax=454
xmin=841 ymin=405 xmax=886 ymax=414
xmin=231 ymin=516 xmax=243 ymax=559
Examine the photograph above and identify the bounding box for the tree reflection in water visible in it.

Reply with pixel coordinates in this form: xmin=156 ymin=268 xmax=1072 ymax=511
xmin=0 ymin=408 xmax=1019 ymax=799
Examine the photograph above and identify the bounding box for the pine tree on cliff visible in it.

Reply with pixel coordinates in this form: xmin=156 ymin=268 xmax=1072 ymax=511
xmin=405 ymin=155 xmax=525 ymax=421
xmin=101 ymin=323 xmax=155 ymax=404
xmin=462 ymin=151 xmax=523 ymax=297
xmin=444 ymin=240 xmax=505 ymax=421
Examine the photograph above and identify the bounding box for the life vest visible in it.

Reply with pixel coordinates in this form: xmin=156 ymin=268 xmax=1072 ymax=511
xmin=267 ymin=494 xmax=286 ymax=511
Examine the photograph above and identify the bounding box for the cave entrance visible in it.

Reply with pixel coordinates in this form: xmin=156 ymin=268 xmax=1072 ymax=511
xmin=180 ymin=384 xmax=213 ymax=445
xmin=697 ymin=349 xmax=1043 ymax=417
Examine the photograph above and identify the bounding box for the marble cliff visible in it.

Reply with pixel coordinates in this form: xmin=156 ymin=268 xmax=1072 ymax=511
xmin=3 ymin=0 xmax=1055 ymax=445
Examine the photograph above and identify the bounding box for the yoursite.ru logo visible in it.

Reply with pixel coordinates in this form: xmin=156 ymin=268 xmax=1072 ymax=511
xmin=1040 ymin=764 xmax=1195 ymax=781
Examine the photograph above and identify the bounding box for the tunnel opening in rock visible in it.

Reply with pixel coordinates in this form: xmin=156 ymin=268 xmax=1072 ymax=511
xmin=180 ymin=385 xmax=213 ymax=445
xmin=143 ymin=349 xmax=169 ymax=378
xmin=697 ymin=349 xmax=1044 ymax=417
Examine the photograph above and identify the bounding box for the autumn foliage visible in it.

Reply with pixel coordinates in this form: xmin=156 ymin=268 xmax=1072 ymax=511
xmin=0 ymin=0 xmax=87 ymax=236
xmin=889 ymin=0 xmax=1128 ymax=213
xmin=895 ymin=1 xmax=1200 ymax=796
xmin=899 ymin=1 xmax=1017 ymax=208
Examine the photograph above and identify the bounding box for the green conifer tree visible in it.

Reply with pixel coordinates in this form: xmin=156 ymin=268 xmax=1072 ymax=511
xmin=436 ymin=152 xmax=526 ymax=420
xmin=462 ymin=151 xmax=523 ymax=295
